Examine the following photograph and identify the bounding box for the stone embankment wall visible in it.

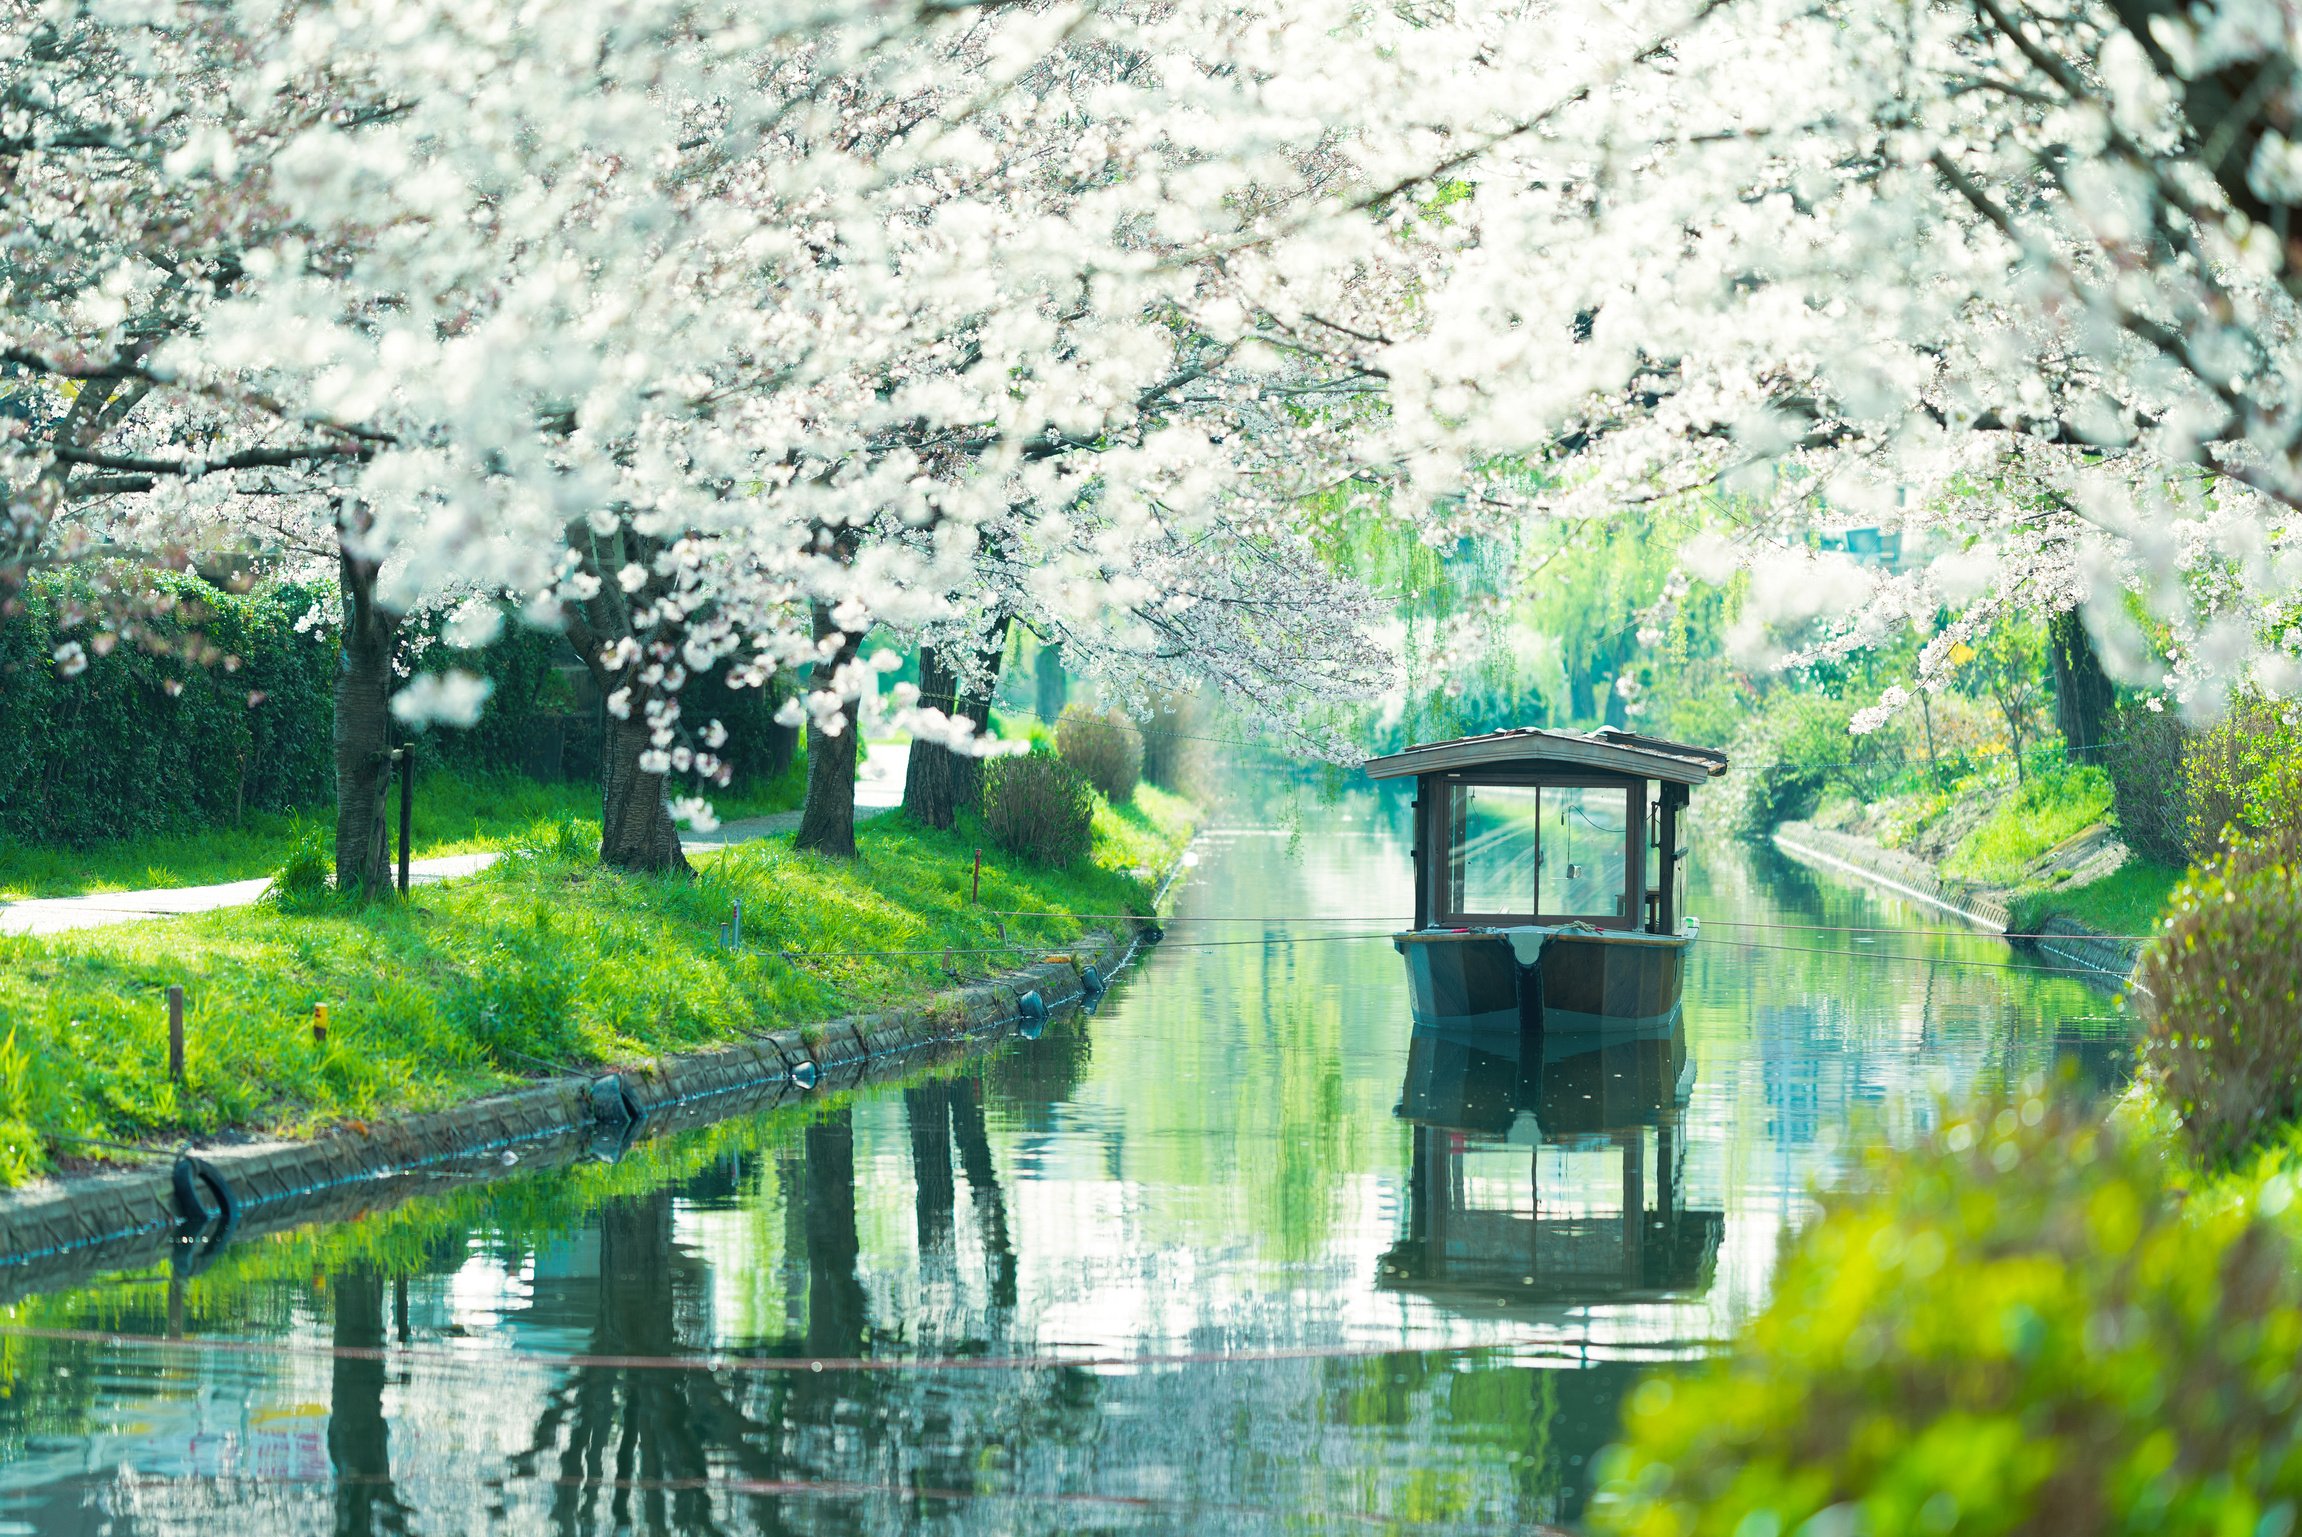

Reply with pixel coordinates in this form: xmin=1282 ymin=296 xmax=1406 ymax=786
xmin=1773 ymin=821 xmax=2144 ymax=989
xmin=0 ymin=923 xmax=1144 ymax=1294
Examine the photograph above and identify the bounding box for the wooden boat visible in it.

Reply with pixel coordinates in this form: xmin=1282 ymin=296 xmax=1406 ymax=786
xmin=1364 ymin=725 xmax=1728 ymax=1035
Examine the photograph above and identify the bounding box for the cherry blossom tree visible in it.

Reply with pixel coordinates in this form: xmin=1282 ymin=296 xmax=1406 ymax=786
xmin=1283 ymin=0 xmax=2302 ymax=725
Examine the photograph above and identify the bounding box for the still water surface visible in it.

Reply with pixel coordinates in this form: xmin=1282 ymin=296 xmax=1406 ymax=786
xmin=0 ymin=783 xmax=2128 ymax=1534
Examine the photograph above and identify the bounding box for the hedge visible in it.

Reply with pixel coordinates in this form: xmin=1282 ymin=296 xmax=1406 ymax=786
xmin=0 ymin=571 xmax=794 ymax=848
xmin=0 ymin=571 xmax=339 ymax=846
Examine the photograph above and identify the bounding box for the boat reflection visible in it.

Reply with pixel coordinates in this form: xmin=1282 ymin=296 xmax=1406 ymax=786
xmin=1382 ymin=1013 xmax=1723 ymax=1310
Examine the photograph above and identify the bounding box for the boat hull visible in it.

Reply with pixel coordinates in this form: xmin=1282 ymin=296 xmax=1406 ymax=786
xmin=1396 ymin=927 xmax=1690 ymax=1035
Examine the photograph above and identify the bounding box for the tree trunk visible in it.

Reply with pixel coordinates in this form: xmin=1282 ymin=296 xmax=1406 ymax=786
xmin=905 ymin=1080 xmax=957 ymax=1269
xmin=803 ymin=1110 xmax=869 ymax=1356
xmin=762 ymin=673 xmax=800 ymax=779
xmin=937 ymin=616 xmax=1011 ymax=817
xmin=329 ymin=1268 xmax=406 ymax=1536
xmin=333 ymin=539 xmax=400 ymax=899
xmin=793 ymin=605 xmax=863 ymax=857
xmin=560 ymin=520 xmax=689 ymax=875
xmin=950 ymin=1076 xmax=1016 ymax=1309
xmin=2048 ymin=608 xmax=2115 ymax=764
xmin=900 ymin=645 xmax=963 ymax=829
xmin=599 ymin=707 xmax=691 ymax=874
xmin=1032 ymin=637 xmax=1066 ymax=724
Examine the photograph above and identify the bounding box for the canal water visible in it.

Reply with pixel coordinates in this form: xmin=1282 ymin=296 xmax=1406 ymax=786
xmin=0 ymin=782 xmax=2127 ymax=1535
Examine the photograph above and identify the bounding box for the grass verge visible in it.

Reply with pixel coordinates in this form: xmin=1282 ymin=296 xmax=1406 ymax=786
xmin=0 ymin=784 xmax=1194 ymax=1185
xmin=2007 ymin=857 xmax=2182 ymax=938
xmin=0 ymin=760 xmax=808 ymax=902
xmin=1939 ymin=763 xmax=2113 ymax=884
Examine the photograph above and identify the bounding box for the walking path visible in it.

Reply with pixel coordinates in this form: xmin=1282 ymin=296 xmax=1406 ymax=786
xmin=0 ymin=741 xmax=911 ymax=939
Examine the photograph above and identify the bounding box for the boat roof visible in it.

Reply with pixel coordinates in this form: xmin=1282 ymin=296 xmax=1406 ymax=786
xmin=1362 ymin=725 xmax=1729 ymax=786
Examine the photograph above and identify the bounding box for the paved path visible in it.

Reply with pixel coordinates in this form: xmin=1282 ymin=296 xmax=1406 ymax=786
xmin=0 ymin=741 xmax=912 ymax=938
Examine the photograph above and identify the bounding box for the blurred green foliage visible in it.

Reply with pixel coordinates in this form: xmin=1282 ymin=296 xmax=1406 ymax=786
xmin=1056 ymin=703 xmax=1144 ymax=802
xmin=1593 ymin=1096 xmax=2302 ymax=1537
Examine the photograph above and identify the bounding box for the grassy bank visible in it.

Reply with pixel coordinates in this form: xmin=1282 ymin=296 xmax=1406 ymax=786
xmin=0 ymin=761 xmax=810 ymax=903
xmin=0 ymin=785 xmax=1193 ymax=1185
xmin=1809 ymin=759 xmax=2181 ymax=936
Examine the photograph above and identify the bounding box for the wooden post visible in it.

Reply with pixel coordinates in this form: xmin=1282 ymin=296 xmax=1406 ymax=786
xmin=971 ymin=848 xmax=982 ymax=903
xmin=166 ymin=985 xmax=185 ymax=1082
xmin=396 ymin=744 xmax=414 ymax=896
xmin=1656 ymin=782 xmax=1688 ymax=935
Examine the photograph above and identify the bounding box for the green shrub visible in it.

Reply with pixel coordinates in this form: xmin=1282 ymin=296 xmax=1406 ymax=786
xmin=1593 ymin=1098 xmax=2302 ymax=1537
xmin=0 ymin=570 xmax=796 ymax=852
xmin=1711 ymin=693 xmax=1858 ymax=834
xmin=2098 ymin=697 xmax=2302 ymax=869
xmin=982 ymin=750 xmax=1095 ymax=867
xmin=2185 ymin=695 xmax=2302 ymax=853
xmin=1055 ymin=704 xmax=1143 ymax=802
xmin=2104 ymin=701 xmax=2193 ymax=866
xmin=2140 ymin=832 xmax=2302 ymax=1165
xmin=266 ymin=819 xmax=335 ymax=907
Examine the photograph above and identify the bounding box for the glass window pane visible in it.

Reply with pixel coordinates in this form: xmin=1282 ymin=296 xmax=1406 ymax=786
xmin=1539 ymin=786 xmax=1629 ymax=918
xmin=1449 ymin=784 xmax=1539 ymax=915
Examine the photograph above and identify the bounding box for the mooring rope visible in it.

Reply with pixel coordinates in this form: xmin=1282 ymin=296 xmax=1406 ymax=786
xmin=111 ymin=1468 xmax=1523 ymax=1531
xmin=0 ymin=1322 xmax=1538 ymax=1377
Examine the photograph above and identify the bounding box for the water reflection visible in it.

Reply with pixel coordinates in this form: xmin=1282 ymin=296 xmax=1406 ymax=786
xmin=0 ymin=786 xmax=2131 ymax=1534
xmin=1387 ymin=1019 xmax=1724 ymax=1315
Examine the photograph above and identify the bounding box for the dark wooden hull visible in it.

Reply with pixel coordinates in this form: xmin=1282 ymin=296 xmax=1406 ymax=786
xmin=1396 ymin=927 xmax=1690 ymax=1035
xmin=1394 ymin=1011 xmax=1690 ymax=1138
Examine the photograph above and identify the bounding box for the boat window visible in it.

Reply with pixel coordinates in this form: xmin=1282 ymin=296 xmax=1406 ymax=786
xmin=1444 ymin=781 xmax=1633 ymax=921
xmin=1448 ymin=784 xmax=1541 ymax=916
xmin=1537 ymin=785 xmax=1629 ymax=919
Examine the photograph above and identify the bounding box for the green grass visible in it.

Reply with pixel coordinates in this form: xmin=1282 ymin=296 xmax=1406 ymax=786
xmin=2008 ymin=857 xmax=2182 ymax=939
xmin=0 ymin=784 xmax=1195 ymax=1184
xmin=1941 ymin=763 xmax=2114 ymax=884
xmin=0 ymin=760 xmax=808 ymax=902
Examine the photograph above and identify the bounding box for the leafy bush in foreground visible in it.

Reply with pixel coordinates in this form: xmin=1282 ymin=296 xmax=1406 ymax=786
xmin=982 ymin=750 xmax=1095 ymax=867
xmin=2141 ymin=832 xmax=2302 ymax=1165
xmin=1055 ymin=704 xmax=1144 ymax=803
xmin=1592 ymin=1099 xmax=2302 ymax=1537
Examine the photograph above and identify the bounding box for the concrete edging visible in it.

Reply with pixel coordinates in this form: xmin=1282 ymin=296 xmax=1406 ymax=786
xmin=1772 ymin=821 xmax=2144 ymax=989
xmin=0 ymin=918 xmax=1150 ymax=1284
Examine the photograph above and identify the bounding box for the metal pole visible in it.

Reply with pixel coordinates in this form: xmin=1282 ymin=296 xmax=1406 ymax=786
xmin=397 ymin=744 xmax=414 ymax=896
xmin=166 ymin=985 xmax=185 ymax=1082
